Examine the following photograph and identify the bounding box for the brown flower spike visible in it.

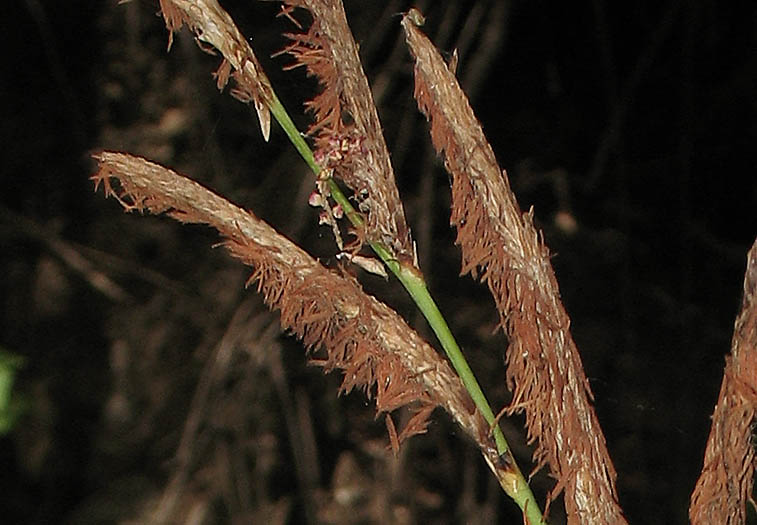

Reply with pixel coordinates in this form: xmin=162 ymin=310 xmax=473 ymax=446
xmin=277 ymin=0 xmax=417 ymax=266
xmin=91 ymin=151 xmax=497 ymax=463
xmin=157 ymin=0 xmax=274 ymax=141
xmin=690 ymin=239 xmax=757 ymax=524
xmin=403 ymin=11 xmax=626 ymax=525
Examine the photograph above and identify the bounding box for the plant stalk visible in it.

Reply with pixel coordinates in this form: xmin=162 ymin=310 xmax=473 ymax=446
xmin=266 ymin=91 xmax=546 ymax=525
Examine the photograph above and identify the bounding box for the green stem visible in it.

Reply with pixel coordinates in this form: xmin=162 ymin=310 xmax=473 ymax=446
xmin=269 ymin=92 xmax=318 ymax=172
xmin=268 ymin=96 xmax=503 ymax=437
xmin=392 ymin=263 xmax=545 ymax=525
xmin=396 ymin=266 xmax=505 ymax=449
xmin=265 ymin=91 xmax=546 ymax=525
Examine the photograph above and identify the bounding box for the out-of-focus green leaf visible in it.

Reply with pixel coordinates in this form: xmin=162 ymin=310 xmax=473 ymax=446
xmin=0 ymin=348 xmax=26 ymax=435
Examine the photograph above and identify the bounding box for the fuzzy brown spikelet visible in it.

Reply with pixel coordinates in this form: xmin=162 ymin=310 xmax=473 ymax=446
xmin=91 ymin=151 xmax=494 ymax=458
xmin=690 ymin=239 xmax=757 ymax=524
xmin=157 ymin=0 xmax=273 ymax=141
xmin=277 ymin=1 xmax=416 ymax=267
xmin=402 ymin=14 xmax=626 ymax=524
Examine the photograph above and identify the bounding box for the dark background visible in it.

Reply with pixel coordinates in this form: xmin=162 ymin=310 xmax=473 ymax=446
xmin=2 ymin=0 xmax=755 ymax=523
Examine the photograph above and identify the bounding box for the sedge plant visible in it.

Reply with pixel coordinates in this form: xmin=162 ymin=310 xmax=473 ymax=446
xmin=94 ymin=1 xmax=636 ymax=523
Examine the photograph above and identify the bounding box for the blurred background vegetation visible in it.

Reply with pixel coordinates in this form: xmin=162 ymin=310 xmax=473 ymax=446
xmin=1 ymin=0 xmax=755 ymax=523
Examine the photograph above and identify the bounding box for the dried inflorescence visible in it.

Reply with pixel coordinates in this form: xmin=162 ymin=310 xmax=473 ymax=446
xmin=276 ymin=1 xmax=416 ymax=266
xmin=402 ymin=13 xmax=626 ymax=524
xmin=157 ymin=0 xmax=274 ymax=141
xmin=690 ymin=240 xmax=757 ymax=524
xmin=90 ymin=152 xmax=491 ymax=457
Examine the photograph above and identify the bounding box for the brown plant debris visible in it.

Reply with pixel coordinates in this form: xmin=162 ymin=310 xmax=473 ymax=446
xmin=690 ymin=238 xmax=757 ymax=524
xmin=276 ymin=0 xmax=416 ymax=267
xmin=91 ymin=151 xmax=505 ymax=472
xmin=402 ymin=13 xmax=626 ymax=525
xmin=157 ymin=0 xmax=273 ymax=141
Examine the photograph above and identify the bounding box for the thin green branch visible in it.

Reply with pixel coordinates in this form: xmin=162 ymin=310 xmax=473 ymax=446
xmin=268 ymin=93 xmax=504 ymax=441
xmin=269 ymin=92 xmax=318 ymax=172
xmin=265 ymin=93 xmax=545 ymax=525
